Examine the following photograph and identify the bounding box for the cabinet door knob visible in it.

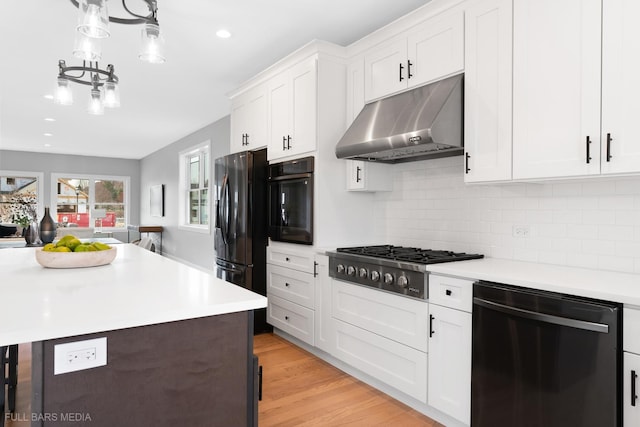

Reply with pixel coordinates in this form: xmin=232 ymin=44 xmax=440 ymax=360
xmin=285 ymin=282 xmax=290 ymax=287
xmin=446 ymin=289 xmax=452 ymax=296
xmin=285 ymin=315 xmax=289 ymax=321
xmin=285 ymin=257 xmax=290 ymax=262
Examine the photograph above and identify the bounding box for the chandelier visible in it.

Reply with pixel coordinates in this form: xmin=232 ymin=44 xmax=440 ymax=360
xmin=55 ymin=0 xmax=165 ymax=115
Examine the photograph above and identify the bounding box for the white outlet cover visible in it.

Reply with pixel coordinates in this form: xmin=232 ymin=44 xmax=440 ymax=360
xmin=54 ymin=337 xmax=107 ymax=375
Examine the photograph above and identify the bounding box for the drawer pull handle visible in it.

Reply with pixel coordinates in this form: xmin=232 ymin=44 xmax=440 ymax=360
xmin=633 ymin=370 xmax=638 ymax=407
xmin=446 ymin=289 xmax=452 ymax=296
xmin=429 ymin=314 xmax=435 ymax=337
xmin=285 ymin=316 xmax=289 ymax=321
xmin=285 ymin=282 xmax=290 ymax=287
xmin=285 ymin=257 xmax=290 ymax=262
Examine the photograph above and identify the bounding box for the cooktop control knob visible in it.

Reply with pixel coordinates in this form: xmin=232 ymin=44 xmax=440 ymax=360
xmin=397 ymin=275 xmax=409 ymax=288
xmin=370 ymin=271 xmax=380 ymax=282
xmin=358 ymin=268 xmax=368 ymax=278
xmin=347 ymin=266 xmax=356 ymax=276
xmin=383 ymin=273 xmax=394 ymax=285
xmin=336 ymin=264 xmax=345 ymax=274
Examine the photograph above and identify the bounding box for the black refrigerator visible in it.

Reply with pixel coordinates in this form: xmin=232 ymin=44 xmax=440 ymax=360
xmin=214 ymin=148 xmax=271 ymax=334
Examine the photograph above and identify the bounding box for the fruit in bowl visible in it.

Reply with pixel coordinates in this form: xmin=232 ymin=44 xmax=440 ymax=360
xmin=36 ymin=234 xmax=117 ymax=268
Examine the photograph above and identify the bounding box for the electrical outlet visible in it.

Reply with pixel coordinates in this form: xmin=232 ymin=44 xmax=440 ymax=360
xmin=513 ymin=225 xmax=531 ymax=238
xmin=54 ymin=337 xmax=107 ymax=375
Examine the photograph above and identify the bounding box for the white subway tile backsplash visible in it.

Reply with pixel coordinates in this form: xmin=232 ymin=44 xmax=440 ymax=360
xmin=374 ymin=158 xmax=640 ymax=274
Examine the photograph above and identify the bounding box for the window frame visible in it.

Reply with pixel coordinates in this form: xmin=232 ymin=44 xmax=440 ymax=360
xmin=0 ymin=170 xmax=45 ymax=223
xmin=178 ymin=141 xmax=211 ymax=234
xmin=50 ymin=173 xmax=130 ymax=231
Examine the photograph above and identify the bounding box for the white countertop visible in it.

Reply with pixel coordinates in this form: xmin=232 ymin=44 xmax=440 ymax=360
xmin=0 ymin=244 xmax=267 ymax=346
xmin=426 ymin=258 xmax=640 ymax=307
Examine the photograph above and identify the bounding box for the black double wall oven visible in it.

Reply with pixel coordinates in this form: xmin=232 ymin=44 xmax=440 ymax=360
xmin=267 ymin=156 xmax=314 ymax=245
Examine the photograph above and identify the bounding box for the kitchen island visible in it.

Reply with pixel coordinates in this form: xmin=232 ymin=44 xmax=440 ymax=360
xmin=1 ymin=244 xmax=267 ymax=426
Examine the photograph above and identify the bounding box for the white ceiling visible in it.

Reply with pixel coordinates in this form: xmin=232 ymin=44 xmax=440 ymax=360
xmin=0 ymin=0 xmax=429 ymax=160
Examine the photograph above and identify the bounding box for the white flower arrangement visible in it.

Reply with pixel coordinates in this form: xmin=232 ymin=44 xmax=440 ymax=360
xmin=8 ymin=192 xmax=38 ymax=227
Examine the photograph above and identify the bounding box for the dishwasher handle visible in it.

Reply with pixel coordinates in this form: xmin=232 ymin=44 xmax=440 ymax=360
xmin=473 ymin=297 xmax=610 ymax=333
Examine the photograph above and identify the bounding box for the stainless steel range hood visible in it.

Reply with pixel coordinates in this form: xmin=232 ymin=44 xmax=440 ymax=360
xmin=335 ymin=73 xmax=463 ymax=163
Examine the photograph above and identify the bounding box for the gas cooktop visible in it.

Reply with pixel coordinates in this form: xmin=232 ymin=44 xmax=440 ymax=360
xmin=336 ymin=245 xmax=484 ymax=265
xmin=327 ymin=245 xmax=483 ymax=300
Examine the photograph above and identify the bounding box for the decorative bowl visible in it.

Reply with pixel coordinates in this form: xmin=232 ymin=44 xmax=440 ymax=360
xmin=35 ymin=247 xmax=117 ymax=269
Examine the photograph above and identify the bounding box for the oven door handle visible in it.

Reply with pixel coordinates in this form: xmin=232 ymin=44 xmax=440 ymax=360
xmin=473 ymin=297 xmax=609 ymax=333
xmin=268 ymin=172 xmax=313 ymax=181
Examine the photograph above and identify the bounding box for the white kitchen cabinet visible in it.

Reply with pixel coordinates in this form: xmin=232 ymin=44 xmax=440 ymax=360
xmin=313 ymin=255 xmax=334 ymax=353
xmin=229 ymin=84 xmax=267 ymax=154
xmin=428 ymin=303 xmax=471 ymax=425
xmin=601 ymin=0 xmax=640 ymax=175
xmin=267 ymin=263 xmax=314 ymax=310
xmin=345 ymin=58 xmax=392 ymax=192
xmin=427 ymin=274 xmax=473 ymax=426
xmin=267 ymin=294 xmax=315 ymax=346
xmin=463 ymin=0 xmax=513 ymax=183
xmin=345 ymin=160 xmax=392 ymax=192
xmin=267 ymin=244 xmax=315 ymax=273
xmin=625 ymin=352 xmax=640 ymax=427
xmin=512 ymin=0 xmax=602 ymax=180
xmin=267 ymin=56 xmax=317 ymax=161
xmin=363 ymin=8 xmax=464 ymax=102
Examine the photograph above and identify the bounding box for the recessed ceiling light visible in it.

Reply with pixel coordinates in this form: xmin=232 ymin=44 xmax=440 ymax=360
xmin=216 ymin=29 xmax=231 ymax=39
xmin=44 ymin=94 xmax=54 ymax=100
xmin=43 ymin=133 xmax=53 ymax=137
xmin=44 ymin=118 xmax=56 ymax=122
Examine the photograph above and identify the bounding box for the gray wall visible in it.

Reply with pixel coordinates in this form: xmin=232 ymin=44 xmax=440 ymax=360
xmin=139 ymin=116 xmax=230 ymax=271
xmin=0 ymin=150 xmax=140 ymax=242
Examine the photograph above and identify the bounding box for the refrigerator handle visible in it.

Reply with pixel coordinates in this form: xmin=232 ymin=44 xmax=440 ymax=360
xmin=224 ymin=173 xmax=232 ymax=243
xmin=220 ymin=173 xmax=229 ymax=244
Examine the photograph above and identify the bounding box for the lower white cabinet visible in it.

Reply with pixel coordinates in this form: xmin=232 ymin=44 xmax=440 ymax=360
xmin=267 ymin=264 xmax=314 ymax=309
xmin=267 ymin=294 xmax=315 ymax=346
xmin=333 ymin=318 xmax=428 ymax=403
xmin=624 ymin=352 xmax=640 ymax=427
xmin=427 ymin=303 xmax=471 ymax=425
xmin=313 ymin=255 xmax=334 ymax=353
xmin=331 ymin=279 xmax=428 ymax=403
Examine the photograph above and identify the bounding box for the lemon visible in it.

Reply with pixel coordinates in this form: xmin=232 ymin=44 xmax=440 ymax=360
xmin=66 ymin=238 xmax=82 ymax=250
xmin=43 ymin=243 xmax=56 ymax=252
xmin=56 ymin=234 xmax=77 ymax=247
xmin=53 ymin=246 xmax=72 ymax=252
xmin=91 ymin=242 xmax=111 ymax=251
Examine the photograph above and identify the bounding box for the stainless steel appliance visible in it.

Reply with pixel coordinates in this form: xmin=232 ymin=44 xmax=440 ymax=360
xmin=214 ymin=148 xmax=271 ymax=334
xmin=472 ymin=281 xmax=622 ymax=427
xmin=268 ymin=156 xmax=314 ymax=245
xmin=327 ymin=245 xmax=484 ymax=300
xmin=335 ymin=73 xmax=463 ymax=163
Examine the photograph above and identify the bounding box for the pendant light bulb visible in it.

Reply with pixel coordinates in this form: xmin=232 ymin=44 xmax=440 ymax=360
xmin=138 ymin=23 xmax=166 ymax=64
xmin=73 ymin=32 xmax=102 ymax=61
xmin=77 ymin=0 xmax=110 ymax=39
xmin=103 ymin=80 xmax=120 ymax=108
xmin=54 ymin=77 xmax=73 ymax=106
xmin=87 ymin=86 xmax=104 ymax=115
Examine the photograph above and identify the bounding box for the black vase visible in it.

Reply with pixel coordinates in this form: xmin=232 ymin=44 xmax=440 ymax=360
xmin=40 ymin=207 xmax=56 ymax=244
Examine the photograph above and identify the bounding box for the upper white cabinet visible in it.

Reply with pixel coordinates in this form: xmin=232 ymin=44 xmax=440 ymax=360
xmin=363 ymin=8 xmax=464 ymax=102
xmin=601 ymin=0 xmax=640 ymax=175
xmin=267 ymin=56 xmax=318 ymax=161
xmin=463 ymin=0 xmax=513 ymax=183
xmin=229 ymin=84 xmax=268 ymax=154
xmin=345 ymin=160 xmax=392 ymax=192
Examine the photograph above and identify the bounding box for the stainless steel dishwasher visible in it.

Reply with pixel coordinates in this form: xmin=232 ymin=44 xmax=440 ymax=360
xmin=472 ymin=281 xmax=622 ymax=427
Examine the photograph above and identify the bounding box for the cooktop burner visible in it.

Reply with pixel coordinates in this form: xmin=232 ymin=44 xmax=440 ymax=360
xmin=336 ymin=245 xmax=484 ymax=264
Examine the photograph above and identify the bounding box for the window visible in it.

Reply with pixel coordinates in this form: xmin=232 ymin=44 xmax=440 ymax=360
xmin=179 ymin=142 xmax=210 ymax=232
xmin=51 ymin=174 xmax=129 ymax=230
xmin=0 ymin=171 xmax=44 ymax=226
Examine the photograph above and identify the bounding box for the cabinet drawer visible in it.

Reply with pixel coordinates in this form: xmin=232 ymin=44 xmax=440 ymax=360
xmin=428 ymin=274 xmax=473 ymax=313
xmin=625 ymin=352 xmax=640 ymax=426
xmin=267 ymin=264 xmax=315 ymax=310
xmin=333 ymin=319 xmax=427 ymax=403
xmin=624 ymin=308 xmax=640 ymax=354
xmin=332 ymin=279 xmax=428 ymax=352
xmin=267 ymin=245 xmax=315 ymax=273
xmin=267 ymin=294 xmax=314 ymax=346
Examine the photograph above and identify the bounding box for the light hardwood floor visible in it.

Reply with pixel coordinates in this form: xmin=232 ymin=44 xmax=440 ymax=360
xmin=6 ymin=334 xmax=442 ymax=426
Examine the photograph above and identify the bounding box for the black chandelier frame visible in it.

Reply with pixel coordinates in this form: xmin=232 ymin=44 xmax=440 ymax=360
xmin=69 ymin=0 xmax=159 ymax=26
xmin=57 ymin=60 xmax=118 ymax=88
